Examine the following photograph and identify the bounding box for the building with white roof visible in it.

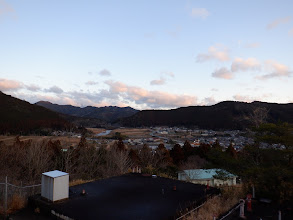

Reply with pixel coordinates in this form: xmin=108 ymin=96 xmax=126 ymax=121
xmin=178 ymin=169 xmax=237 ymax=187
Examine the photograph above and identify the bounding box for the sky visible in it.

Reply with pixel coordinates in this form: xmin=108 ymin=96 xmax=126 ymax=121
xmin=0 ymin=0 xmax=292 ymax=110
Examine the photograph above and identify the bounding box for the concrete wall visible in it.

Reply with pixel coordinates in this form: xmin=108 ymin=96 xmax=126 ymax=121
xmin=53 ymin=175 xmax=69 ymax=202
xmin=191 ymin=179 xmax=214 ymax=186
xmin=41 ymin=175 xmax=54 ymax=201
xmin=191 ymin=177 xmax=237 ymax=186
xmin=178 ymin=172 xmax=188 ymax=181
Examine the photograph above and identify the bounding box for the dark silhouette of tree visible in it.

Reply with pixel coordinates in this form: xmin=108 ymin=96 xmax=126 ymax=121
xmin=182 ymin=140 xmax=193 ymax=160
xmin=170 ymin=144 xmax=184 ymax=165
xmin=78 ymin=136 xmax=88 ymax=149
xmin=179 ymin=155 xmax=206 ymax=170
xmin=129 ymin=148 xmax=140 ymax=166
xmin=255 ymin=122 xmax=293 ymax=149
xmin=226 ymin=142 xmax=237 ymax=158
xmin=198 ymin=143 xmax=211 ymax=158
xmin=212 ymin=139 xmax=221 ymax=150
xmin=138 ymin=144 xmax=153 ymax=168
xmin=117 ymin=138 xmax=126 ymax=151
xmin=155 ymin=143 xmax=173 ymax=169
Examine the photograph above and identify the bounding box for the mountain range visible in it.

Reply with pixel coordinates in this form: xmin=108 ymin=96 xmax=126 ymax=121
xmin=0 ymin=91 xmax=70 ymax=134
xmin=120 ymin=101 xmax=293 ymax=130
xmin=35 ymin=101 xmax=138 ymax=123
xmin=2 ymin=91 xmax=293 ymax=133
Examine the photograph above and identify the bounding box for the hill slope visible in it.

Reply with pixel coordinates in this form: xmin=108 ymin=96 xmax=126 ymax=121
xmin=0 ymin=92 xmax=70 ymax=134
xmin=36 ymin=101 xmax=138 ymax=122
xmin=120 ymin=101 xmax=293 ymax=129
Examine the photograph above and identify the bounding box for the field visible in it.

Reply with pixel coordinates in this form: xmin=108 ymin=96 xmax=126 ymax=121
xmin=112 ymin=128 xmax=151 ymax=138
xmin=86 ymin=128 xmax=107 ymax=134
xmin=88 ymin=128 xmax=151 ymax=138
xmin=0 ymin=135 xmax=81 ymax=148
xmin=0 ymin=128 xmax=151 ymax=147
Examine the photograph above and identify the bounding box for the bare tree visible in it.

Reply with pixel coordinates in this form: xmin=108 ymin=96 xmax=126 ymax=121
xmin=153 ymin=144 xmax=172 ymax=169
xmin=248 ymin=107 xmax=269 ymax=128
xmin=138 ymin=144 xmax=154 ymax=168
xmin=60 ymin=147 xmax=77 ymax=174
xmin=22 ymin=140 xmax=54 ymax=183
xmin=75 ymin=145 xmax=104 ymax=179
xmin=108 ymin=146 xmax=132 ymax=175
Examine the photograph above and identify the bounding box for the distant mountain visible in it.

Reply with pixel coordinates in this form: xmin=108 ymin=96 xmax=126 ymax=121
xmin=0 ymin=92 xmax=70 ymax=134
xmin=120 ymin=101 xmax=293 ymax=130
xmin=60 ymin=114 xmax=108 ymax=128
xmin=36 ymin=101 xmax=138 ymax=123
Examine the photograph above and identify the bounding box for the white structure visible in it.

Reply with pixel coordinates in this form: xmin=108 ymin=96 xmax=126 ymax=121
xmin=178 ymin=169 xmax=237 ymax=187
xmin=41 ymin=170 xmax=69 ymax=202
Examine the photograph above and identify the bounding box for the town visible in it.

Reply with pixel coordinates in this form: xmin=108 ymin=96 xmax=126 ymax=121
xmin=52 ymin=126 xmax=286 ymax=152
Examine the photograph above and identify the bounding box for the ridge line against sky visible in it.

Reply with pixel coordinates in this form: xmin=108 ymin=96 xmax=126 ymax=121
xmin=0 ymin=0 xmax=292 ymax=110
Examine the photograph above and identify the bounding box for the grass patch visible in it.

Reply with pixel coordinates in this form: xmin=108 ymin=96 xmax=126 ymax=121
xmin=183 ymin=185 xmax=244 ymax=220
xmin=0 ymin=194 xmax=27 ymax=215
xmin=69 ymin=179 xmax=94 ymax=186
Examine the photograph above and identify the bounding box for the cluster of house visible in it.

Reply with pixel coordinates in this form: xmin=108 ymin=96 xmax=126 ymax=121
xmin=53 ymin=126 xmax=286 ymax=153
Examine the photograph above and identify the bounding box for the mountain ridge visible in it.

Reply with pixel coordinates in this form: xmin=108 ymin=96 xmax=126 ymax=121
xmin=0 ymin=91 xmax=70 ymax=134
xmin=36 ymin=101 xmax=139 ymax=123
xmin=120 ymin=101 xmax=293 ymax=129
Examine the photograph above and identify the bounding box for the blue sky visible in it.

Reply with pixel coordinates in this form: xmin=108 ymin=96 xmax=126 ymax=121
xmin=0 ymin=0 xmax=292 ymax=109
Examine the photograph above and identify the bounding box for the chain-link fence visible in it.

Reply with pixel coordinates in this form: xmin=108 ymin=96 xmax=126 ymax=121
xmin=0 ymin=177 xmax=41 ymax=217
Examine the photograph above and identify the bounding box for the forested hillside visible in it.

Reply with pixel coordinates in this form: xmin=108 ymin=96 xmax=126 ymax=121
xmin=0 ymin=92 xmax=71 ymax=134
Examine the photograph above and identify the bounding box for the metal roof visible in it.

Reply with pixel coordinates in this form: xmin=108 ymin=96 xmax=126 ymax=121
xmin=42 ymin=170 xmax=69 ymax=178
xmin=182 ymin=169 xmax=236 ymax=180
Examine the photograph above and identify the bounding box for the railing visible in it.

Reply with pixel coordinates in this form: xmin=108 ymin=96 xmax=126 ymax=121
xmin=0 ymin=176 xmax=41 ymax=217
xmin=218 ymin=202 xmax=242 ymax=220
xmin=175 ymin=200 xmax=208 ymax=220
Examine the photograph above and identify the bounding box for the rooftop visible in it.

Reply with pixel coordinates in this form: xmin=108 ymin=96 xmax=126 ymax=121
xmin=31 ymin=173 xmax=219 ymax=220
xmin=42 ymin=170 xmax=69 ymax=178
xmin=180 ymin=169 xmax=237 ymax=180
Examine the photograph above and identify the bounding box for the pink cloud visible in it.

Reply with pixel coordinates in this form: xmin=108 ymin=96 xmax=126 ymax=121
xmin=99 ymin=69 xmax=111 ymax=76
xmin=267 ymin=16 xmax=291 ymax=29
xmin=150 ymin=77 xmax=166 ymax=85
xmin=45 ymin=86 xmax=64 ymax=94
xmin=233 ymin=94 xmax=273 ymax=103
xmin=257 ymin=60 xmax=291 ymax=80
xmin=231 ymin=57 xmax=261 ymax=72
xmin=0 ymin=0 xmax=15 ymax=20
xmin=197 ymin=45 xmax=230 ymax=62
xmin=289 ymin=28 xmax=293 ymax=36
xmin=201 ymin=97 xmax=217 ymax=105
xmin=212 ymin=67 xmax=234 ymax=79
xmin=26 ymin=84 xmax=41 ymax=92
xmin=105 ymin=80 xmax=198 ymax=108
xmin=85 ymin=81 xmax=99 ymax=86
xmin=191 ymin=8 xmax=210 ymax=19
xmin=233 ymin=94 xmax=255 ymax=103
xmin=245 ymin=42 xmax=260 ymax=48
xmin=150 ymin=72 xmax=175 ymax=86
xmin=0 ymin=78 xmax=23 ymax=91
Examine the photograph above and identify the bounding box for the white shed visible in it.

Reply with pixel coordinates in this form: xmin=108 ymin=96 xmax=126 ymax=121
xmin=41 ymin=170 xmax=69 ymax=202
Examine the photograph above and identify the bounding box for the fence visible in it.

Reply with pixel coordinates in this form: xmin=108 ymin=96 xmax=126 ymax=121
xmin=176 ymin=198 xmax=243 ymax=220
xmin=0 ymin=177 xmax=41 ymax=217
xmin=218 ymin=202 xmax=242 ymax=220
xmin=175 ymin=199 xmax=209 ymax=220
